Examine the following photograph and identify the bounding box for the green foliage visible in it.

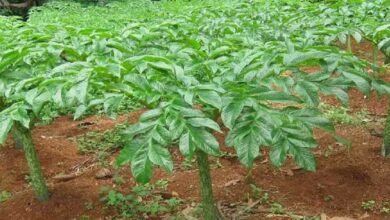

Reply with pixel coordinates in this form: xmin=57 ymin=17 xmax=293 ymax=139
xmin=381 ymin=202 xmax=390 ymax=215
xmin=361 ymin=200 xmax=376 ymax=212
xmin=0 ymin=191 xmax=12 ymax=203
xmin=180 ymin=158 xmax=195 ymax=171
xmin=250 ymin=184 xmax=270 ymax=204
xmin=77 ymin=124 xmax=126 ymax=154
xmin=1 ymin=0 xmax=390 ymax=211
xmin=319 ymin=103 xmax=369 ymax=126
xmin=270 ymin=202 xmax=286 ymax=215
xmin=28 ymin=0 xmax=231 ymax=29
xmin=100 ymin=180 xmax=182 ymax=219
xmin=84 ymin=201 xmax=94 ymax=210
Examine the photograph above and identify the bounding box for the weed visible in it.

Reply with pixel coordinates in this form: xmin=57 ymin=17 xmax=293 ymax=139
xmin=113 ymin=174 xmax=126 ymax=186
xmin=73 ymin=215 xmax=90 ymax=220
xmin=324 ymin=195 xmax=334 ymax=202
xmin=84 ymin=201 xmax=94 ymax=211
xmin=0 ymin=191 xmax=11 ymax=203
xmin=77 ymin=124 xmax=127 ymax=166
xmin=210 ymin=159 xmax=223 ymax=169
xmin=77 ymin=124 xmax=126 ymax=154
xmin=24 ymin=175 xmax=33 ymax=186
xmin=270 ymin=202 xmax=285 ymax=214
xmin=319 ymin=103 xmax=369 ymax=126
xmin=100 ymin=180 xmax=182 ymax=219
xmin=323 ymin=146 xmax=334 ymax=157
xmin=361 ymin=200 xmax=376 ymax=212
xmin=96 ymin=151 xmax=110 ymax=167
xmin=380 ymin=207 xmax=390 ymax=215
xmin=250 ymin=184 xmax=270 ymax=204
xmin=380 ymin=201 xmax=390 ymax=215
xmin=180 ymin=158 xmax=195 ymax=171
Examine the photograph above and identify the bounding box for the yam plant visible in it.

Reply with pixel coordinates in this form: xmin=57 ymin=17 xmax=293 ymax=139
xmin=0 ymin=1 xmax=390 ymax=219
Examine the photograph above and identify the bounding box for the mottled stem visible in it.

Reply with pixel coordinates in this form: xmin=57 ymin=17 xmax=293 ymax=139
xmin=11 ymin=127 xmax=24 ymax=149
xmin=13 ymin=122 xmax=50 ymax=200
xmin=196 ymin=150 xmax=224 ymax=220
xmin=383 ymin=102 xmax=390 ymax=157
xmin=347 ymin=35 xmax=352 ymax=53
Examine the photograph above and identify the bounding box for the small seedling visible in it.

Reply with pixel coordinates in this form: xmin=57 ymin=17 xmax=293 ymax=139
xmin=180 ymin=158 xmax=195 ymax=171
xmin=319 ymin=103 xmax=370 ymax=126
xmin=113 ymin=174 xmax=125 ymax=186
xmin=380 ymin=201 xmax=390 ymax=215
xmin=323 ymin=146 xmax=334 ymax=158
xmin=361 ymin=200 xmax=376 ymax=212
xmin=100 ymin=180 xmax=181 ymax=219
xmin=0 ymin=191 xmax=11 ymax=203
xmin=74 ymin=215 xmax=90 ymax=220
xmin=270 ymin=202 xmax=285 ymax=214
xmin=324 ymin=195 xmax=334 ymax=202
xmin=24 ymin=175 xmax=33 ymax=186
xmin=210 ymin=159 xmax=223 ymax=169
xmin=84 ymin=201 xmax=94 ymax=210
xmin=249 ymin=184 xmax=270 ymax=204
xmin=380 ymin=207 xmax=390 ymax=215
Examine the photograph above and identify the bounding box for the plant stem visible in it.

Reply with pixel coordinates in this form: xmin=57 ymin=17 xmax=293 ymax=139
xmin=196 ymin=150 xmax=224 ymax=220
xmin=383 ymin=102 xmax=390 ymax=157
xmin=372 ymin=45 xmax=379 ymax=77
xmin=373 ymin=46 xmax=378 ymax=66
xmin=245 ymin=167 xmax=254 ymax=184
xmin=13 ymin=122 xmax=50 ymax=200
xmin=11 ymin=127 xmax=24 ymax=149
xmin=347 ymin=35 xmax=352 ymax=53
xmin=381 ymin=49 xmax=390 ymax=65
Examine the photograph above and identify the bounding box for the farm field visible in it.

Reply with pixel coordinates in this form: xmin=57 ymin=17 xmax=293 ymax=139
xmin=1 ymin=0 xmax=390 ymax=219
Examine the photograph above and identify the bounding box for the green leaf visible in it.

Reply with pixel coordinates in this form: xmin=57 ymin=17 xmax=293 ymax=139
xmin=288 ymin=137 xmax=317 ymax=149
xmin=378 ymin=38 xmax=390 ymax=50
xmin=50 ymin=62 xmax=88 ymax=75
xmin=334 ymin=135 xmax=352 ymax=149
xmin=289 ymin=108 xmax=335 ymax=132
xmin=182 ymin=127 xmax=220 ymax=157
xmin=131 ymin=147 xmax=153 ymax=183
xmin=209 ymin=46 xmax=232 ymax=59
xmin=352 ymin=32 xmax=362 ymax=43
xmin=149 ymin=61 xmax=174 ymax=74
xmin=284 ymin=51 xmax=327 ymax=65
xmin=104 ymin=94 xmax=124 ymax=118
xmin=327 ymin=87 xmax=349 ymax=105
xmin=289 ymin=146 xmax=316 ymax=171
xmin=11 ymin=107 xmax=30 ymax=129
xmin=179 ymin=132 xmax=195 ymax=158
xmin=195 ymin=129 xmax=220 ymax=156
xmin=74 ymin=105 xmax=87 ymax=120
xmin=0 ymin=118 xmax=13 ymax=144
xmin=140 ymin=109 xmax=163 ymax=122
xmin=197 ymin=90 xmax=222 ymax=109
xmin=270 ymin=144 xmax=288 ymax=167
xmin=187 ymin=118 xmax=221 ymax=132
xmin=148 ymin=143 xmax=174 ymax=173
xmin=123 ymin=121 xmax=157 ymax=137
xmin=221 ymin=100 xmax=245 ymax=129
xmin=235 ymin=131 xmax=260 ymax=167
xmin=341 ymin=69 xmax=371 ymax=95
xmin=295 ymin=81 xmax=319 ymax=106
xmin=74 ymin=76 xmax=89 ymax=104
xmin=115 ymin=141 xmax=139 ymax=167
xmin=257 ymin=91 xmax=301 ymax=103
